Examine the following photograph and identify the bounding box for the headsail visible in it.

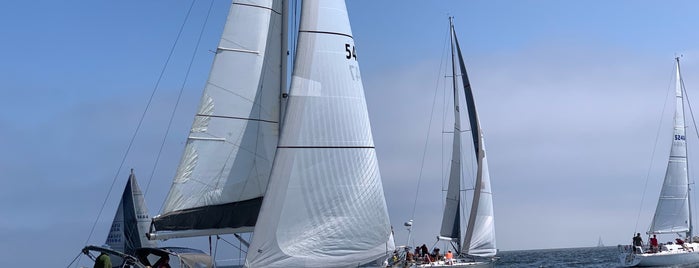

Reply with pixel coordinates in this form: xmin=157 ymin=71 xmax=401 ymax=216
xmin=244 ymin=0 xmax=394 ymax=266
xmin=106 ymin=170 xmax=157 ymax=263
xmin=649 ymin=58 xmax=691 ymax=235
xmin=150 ymin=0 xmax=283 ymax=239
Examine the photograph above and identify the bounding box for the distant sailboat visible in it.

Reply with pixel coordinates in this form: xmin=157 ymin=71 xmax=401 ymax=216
xmin=619 ymin=57 xmax=699 ymax=267
xmin=147 ymin=0 xmax=395 ymax=267
xmin=105 ymin=169 xmax=157 ymax=265
xmin=412 ymin=17 xmax=497 ymax=268
xmin=597 ymin=236 xmax=604 ymax=247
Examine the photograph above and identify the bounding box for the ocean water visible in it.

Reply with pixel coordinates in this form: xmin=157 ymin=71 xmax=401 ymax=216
xmin=495 ymin=246 xmax=698 ymax=268
xmin=496 ymin=247 xmax=617 ymax=267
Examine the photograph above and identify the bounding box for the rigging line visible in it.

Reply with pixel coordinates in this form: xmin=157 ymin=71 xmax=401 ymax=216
xmin=145 ymin=0 xmax=215 ymax=196
xmin=81 ymin=0 xmax=198 ymax=249
xmin=408 ymin=24 xmax=451 ymax=224
xmin=680 ymin=69 xmax=699 ymax=231
xmin=65 ymin=251 xmax=83 ymax=268
xmin=634 ymin=61 xmax=675 ymax=233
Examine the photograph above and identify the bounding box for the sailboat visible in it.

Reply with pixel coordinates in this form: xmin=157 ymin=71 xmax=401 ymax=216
xmin=147 ymin=0 xmax=395 ymax=267
xmin=73 ymin=170 xmax=158 ymax=267
xmin=619 ymin=57 xmax=699 ymax=267
xmin=105 ymin=169 xmax=158 ymax=266
xmin=413 ymin=17 xmax=497 ymax=268
xmin=597 ymin=236 xmax=604 ymax=247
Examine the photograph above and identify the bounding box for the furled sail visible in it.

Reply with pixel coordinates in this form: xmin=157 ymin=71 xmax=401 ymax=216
xmin=151 ymin=0 xmax=283 ymax=238
xmin=106 ymin=170 xmax=157 ymax=264
xmin=244 ymin=0 xmax=394 ymax=266
xmin=649 ymin=58 xmax=690 ymax=235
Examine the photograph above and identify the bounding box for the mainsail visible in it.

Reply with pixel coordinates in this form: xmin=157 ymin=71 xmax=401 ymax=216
xmin=106 ymin=170 xmax=157 ymax=263
xmin=151 ymin=0 xmax=283 ymax=239
xmin=244 ymin=0 xmax=395 ymax=267
xmin=438 ymin=17 xmax=496 ymax=258
xmin=649 ymin=58 xmax=691 ymax=235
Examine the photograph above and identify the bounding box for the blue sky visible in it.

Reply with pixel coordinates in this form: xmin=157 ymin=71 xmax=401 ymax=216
xmin=4 ymin=0 xmax=699 ymax=266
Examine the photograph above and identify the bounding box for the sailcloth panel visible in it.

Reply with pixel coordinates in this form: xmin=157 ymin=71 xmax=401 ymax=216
xmin=440 ymin=74 xmax=462 ymax=241
xmin=154 ymin=0 xmax=282 ymax=233
xmin=649 ymin=66 xmax=689 ymax=234
xmin=106 ymin=173 xmax=157 ymax=264
xmin=465 ymin=151 xmax=496 ymax=257
xmin=245 ymin=0 xmax=394 ymax=266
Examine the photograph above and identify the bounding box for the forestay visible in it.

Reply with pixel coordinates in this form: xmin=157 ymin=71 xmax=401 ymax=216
xmin=151 ymin=0 xmax=283 ymax=238
xmin=244 ymin=0 xmax=394 ymax=267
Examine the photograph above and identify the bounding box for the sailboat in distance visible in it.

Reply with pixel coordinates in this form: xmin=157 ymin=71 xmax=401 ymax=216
xmin=148 ymin=0 xmax=395 ymax=267
xmin=411 ymin=17 xmax=497 ymax=268
xmin=619 ymin=57 xmax=699 ymax=267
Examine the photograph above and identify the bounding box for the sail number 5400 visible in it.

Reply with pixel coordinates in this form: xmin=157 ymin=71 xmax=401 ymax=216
xmin=345 ymin=44 xmax=357 ymax=60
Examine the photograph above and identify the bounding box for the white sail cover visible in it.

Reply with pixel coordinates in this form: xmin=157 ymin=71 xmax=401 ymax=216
xmin=649 ymin=60 xmax=690 ymax=234
xmin=106 ymin=171 xmax=157 ymax=264
xmin=152 ymin=0 xmax=283 ymax=236
xmin=244 ymin=0 xmax=394 ymax=266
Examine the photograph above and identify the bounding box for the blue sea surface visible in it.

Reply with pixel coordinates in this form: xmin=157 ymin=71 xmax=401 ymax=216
xmin=495 ymin=246 xmax=699 ymax=268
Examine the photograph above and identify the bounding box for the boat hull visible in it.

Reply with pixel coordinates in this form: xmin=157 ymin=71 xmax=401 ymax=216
xmin=619 ymin=243 xmax=699 ymax=267
xmin=411 ymin=259 xmax=494 ymax=267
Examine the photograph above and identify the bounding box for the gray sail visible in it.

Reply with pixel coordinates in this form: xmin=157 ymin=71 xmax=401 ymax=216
xmin=106 ymin=170 xmax=157 ymax=264
xmin=151 ymin=0 xmax=283 ymax=239
xmin=649 ymin=58 xmax=691 ymax=235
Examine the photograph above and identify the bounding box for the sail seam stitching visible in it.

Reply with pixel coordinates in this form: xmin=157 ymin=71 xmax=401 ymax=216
xmin=196 ymin=114 xmax=278 ymax=124
xmin=277 ymin=146 xmax=375 ymax=149
xmin=232 ymin=3 xmax=281 ymax=15
xmin=299 ymin=30 xmax=353 ymax=39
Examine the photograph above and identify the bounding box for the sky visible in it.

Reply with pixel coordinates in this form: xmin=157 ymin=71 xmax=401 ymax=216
xmin=4 ymin=0 xmax=699 ymax=266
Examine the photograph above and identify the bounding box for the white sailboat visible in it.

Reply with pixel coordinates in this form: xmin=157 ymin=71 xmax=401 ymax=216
xmin=597 ymin=236 xmax=604 ymax=247
xmin=619 ymin=57 xmax=699 ymax=267
xmin=147 ymin=0 xmax=395 ymax=267
xmin=413 ymin=17 xmax=497 ymax=268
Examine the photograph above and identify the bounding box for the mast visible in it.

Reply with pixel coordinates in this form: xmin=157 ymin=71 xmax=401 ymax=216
xmin=438 ymin=16 xmax=463 ymax=253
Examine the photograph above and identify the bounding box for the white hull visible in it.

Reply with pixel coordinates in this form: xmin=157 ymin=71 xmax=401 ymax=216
xmin=411 ymin=259 xmax=494 ymax=268
xmin=619 ymin=243 xmax=699 ymax=267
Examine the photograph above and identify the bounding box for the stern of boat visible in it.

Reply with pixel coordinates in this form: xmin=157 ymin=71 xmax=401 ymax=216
xmin=618 ymin=245 xmax=641 ymax=267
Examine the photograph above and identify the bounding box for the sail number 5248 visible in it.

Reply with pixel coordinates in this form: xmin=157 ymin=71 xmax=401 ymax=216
xmin=345 ymin=44 xmax=357 ymax=60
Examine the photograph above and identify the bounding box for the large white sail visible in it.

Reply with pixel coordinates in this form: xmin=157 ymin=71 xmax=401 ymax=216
xmin=244 ymin=0 xmax=394 ymax=266
xmin=106 ymin=170 xmax=157 ymax=263
xmin=649 ymin=59 xmax=690 ymax=234
xmin=151 ymin=0 xmax=283 ymax=238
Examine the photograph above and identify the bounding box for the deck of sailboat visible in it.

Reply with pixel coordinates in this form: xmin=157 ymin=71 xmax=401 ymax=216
xmin=619 ymin=242 xmax=699 ymax=267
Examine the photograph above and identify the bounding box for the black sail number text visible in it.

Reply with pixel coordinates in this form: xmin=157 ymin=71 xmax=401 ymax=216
xmin=345 ymin=44 xmax=357 ymax=60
